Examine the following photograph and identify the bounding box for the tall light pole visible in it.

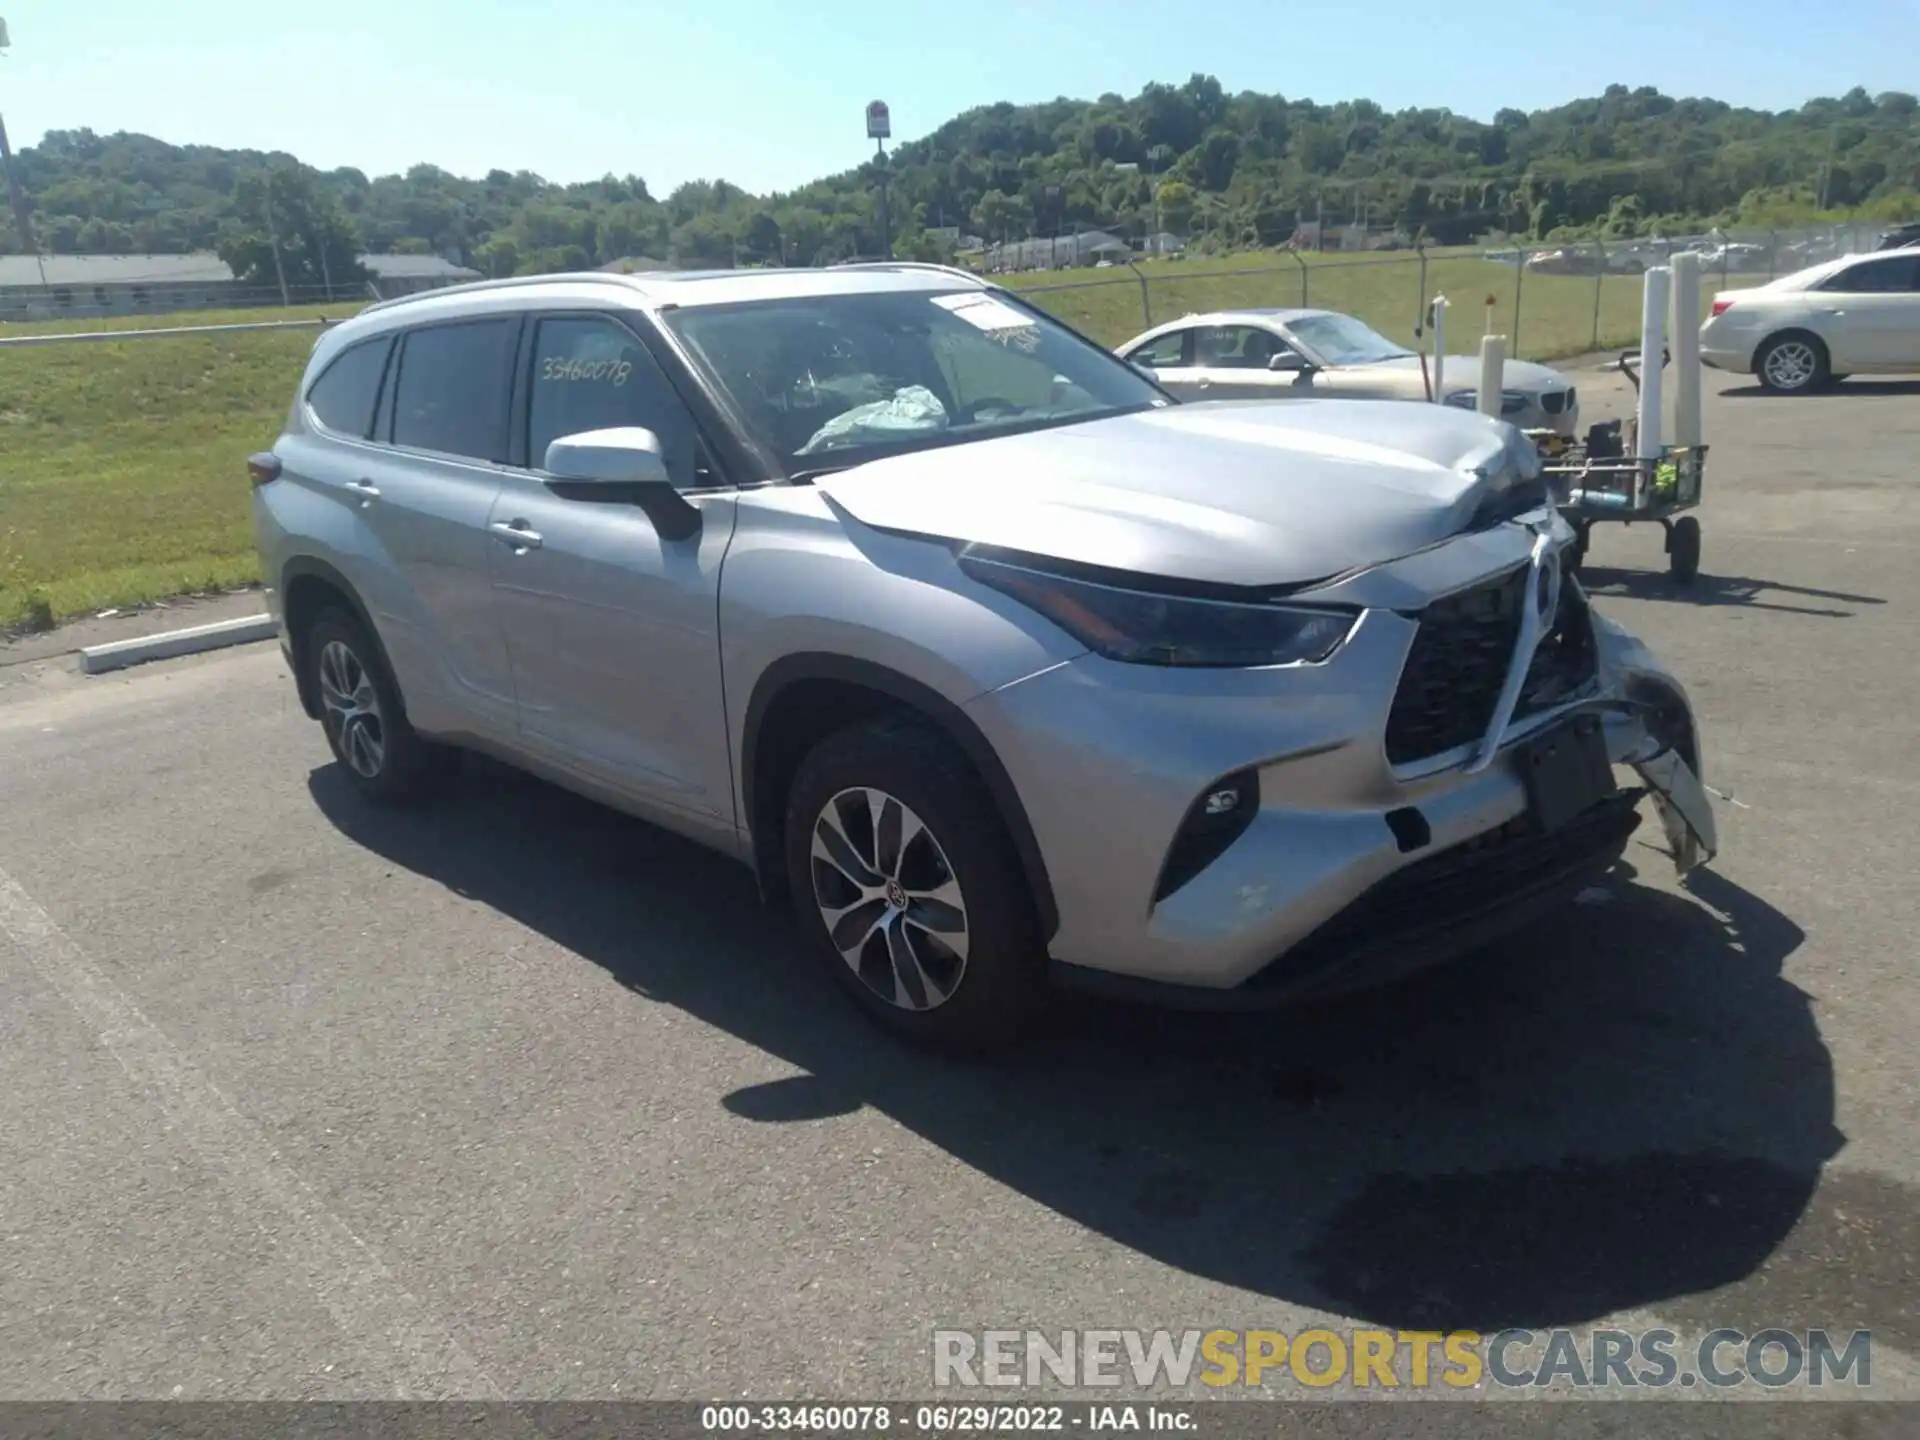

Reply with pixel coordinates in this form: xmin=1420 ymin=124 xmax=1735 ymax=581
xmin=0 ymin=15 xmax=40 ymax=264
xmin=865 ymin=100 xmax=892 ymax=261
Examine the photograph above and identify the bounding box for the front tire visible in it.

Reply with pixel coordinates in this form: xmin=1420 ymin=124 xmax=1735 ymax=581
xmin=304 ymin=608 xmax=456 ymax=805
xmin=1755 ymin=333 xmax=1830 ymax=394
xmin=1666 ymin=516 xmax=1702 ymax=583
xmin=783 ymin=715 xmax=1048 ymax=1054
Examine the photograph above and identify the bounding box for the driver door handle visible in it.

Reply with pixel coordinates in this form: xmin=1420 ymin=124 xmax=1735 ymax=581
xmin=347 ymin=478 xmax=380 ymax=503
xmin=490 ymin=520 xmax=542 ymax=550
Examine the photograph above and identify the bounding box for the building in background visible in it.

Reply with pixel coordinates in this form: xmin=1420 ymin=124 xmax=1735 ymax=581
xmin=982 ymin=229 xmax=1132 ymax=273
xmin=0 ymin=251 xmax=480 ymax=320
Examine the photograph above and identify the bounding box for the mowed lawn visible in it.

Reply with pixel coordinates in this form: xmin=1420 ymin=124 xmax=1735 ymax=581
xmin=1 ymin=305 xmax=353 ymax=627
xmin=0 ymin=253 xmax=1697 ymax=627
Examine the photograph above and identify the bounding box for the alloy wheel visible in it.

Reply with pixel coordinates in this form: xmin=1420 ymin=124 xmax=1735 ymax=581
xmin=1764 ymin=340 xmax=1818 ymax=391
xmin=317 ymin=639 xmax=386 ymax=779
xmin=808 ymin=787 xmax=970 ymax=1011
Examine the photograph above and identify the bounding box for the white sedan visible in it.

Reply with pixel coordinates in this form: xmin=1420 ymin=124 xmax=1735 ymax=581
xmin=1699 ymin=246 xmax=1920 ymax=393
xmin=1117 ymin=308 xmax=1581 ymax=437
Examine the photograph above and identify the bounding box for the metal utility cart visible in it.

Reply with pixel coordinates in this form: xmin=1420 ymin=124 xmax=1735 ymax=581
xmin=1525 ymin=349 xmax=1709 ymax=583
xmin=1526 ymin=254 xmax=1711 ymax=584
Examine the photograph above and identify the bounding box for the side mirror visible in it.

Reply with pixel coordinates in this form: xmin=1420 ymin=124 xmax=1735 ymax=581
xmin=543 ymin=427 xmax=701 ymax=542
xmin=1268 ymin=351 xmax=1309 ymax=373
xmin=1127 ymin=354 xmax=1157 ymax=373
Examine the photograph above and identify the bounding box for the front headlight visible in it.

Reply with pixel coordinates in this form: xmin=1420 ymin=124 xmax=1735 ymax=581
xmin=959 ymin=554 xmax=1356 ymax=668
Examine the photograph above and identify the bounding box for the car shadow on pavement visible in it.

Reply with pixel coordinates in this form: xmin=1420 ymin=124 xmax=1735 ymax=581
xmin=311 ymin=760 xmax=1888 ymax=1344
xmin=1577 ymin=566 xmax=1886 ymax=618
xmin=1720 ymin=379 xmax=1920 ymax=400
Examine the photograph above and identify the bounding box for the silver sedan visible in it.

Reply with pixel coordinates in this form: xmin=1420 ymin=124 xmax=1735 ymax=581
xmin=1119 ymin=308 xmax=1581 ymax=437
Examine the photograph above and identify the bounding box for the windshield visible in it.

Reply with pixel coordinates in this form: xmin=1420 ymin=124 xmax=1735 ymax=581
xmin=1287 ymin=313 xmax=1414 ymax=367
xmin=662 ymin=288 xmax=1169 ymax=476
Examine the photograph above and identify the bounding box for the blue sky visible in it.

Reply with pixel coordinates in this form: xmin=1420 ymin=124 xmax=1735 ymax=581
xmin=1 ymin=0 xmax=1915 ymax=195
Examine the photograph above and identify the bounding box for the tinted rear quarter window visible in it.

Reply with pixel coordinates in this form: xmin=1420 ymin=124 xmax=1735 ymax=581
xmin=390 ymin=319 xmax=517 ymax=461
xmin=1823 ymin=257 xmax=1920 ymax=294
xmin=305 ymin=337 xmax=392 ymax=438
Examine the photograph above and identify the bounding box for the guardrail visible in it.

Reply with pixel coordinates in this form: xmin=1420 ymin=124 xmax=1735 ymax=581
xmin=0 ymin=317 xmax=345 ymax=348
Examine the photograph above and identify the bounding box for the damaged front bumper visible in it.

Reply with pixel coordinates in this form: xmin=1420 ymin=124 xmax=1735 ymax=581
xmin=1474 ymin=526 xmax=1716 ymax=879
xmin=1591 ymin=614 xmax=1718 ymax=877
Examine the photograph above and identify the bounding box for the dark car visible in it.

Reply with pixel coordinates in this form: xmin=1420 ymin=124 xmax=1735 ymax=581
xmin=1875 ymin=222 xmax=1920 ymax=252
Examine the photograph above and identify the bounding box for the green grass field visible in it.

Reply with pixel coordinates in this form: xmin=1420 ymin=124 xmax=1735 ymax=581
xmin=0 ymin=254 xmax=1698 ymax=628
xmin=0 ymin=304 xmax=350 ymax=627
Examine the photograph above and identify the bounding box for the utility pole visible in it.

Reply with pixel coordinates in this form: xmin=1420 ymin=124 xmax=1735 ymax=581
xmin=865 ymin=100 xmax=893 ymax=261
xmin=0 ymin=15 xmax=43 ymax=271
xmin=260 ymin=176 xmax=292 ymax=307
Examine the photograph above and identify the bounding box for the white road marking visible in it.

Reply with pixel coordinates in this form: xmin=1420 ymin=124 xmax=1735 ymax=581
xmin=0 ymin=865 xmax=501 ymax=1399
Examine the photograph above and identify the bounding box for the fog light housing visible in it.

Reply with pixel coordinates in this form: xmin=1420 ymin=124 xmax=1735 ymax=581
xmin=1153 ymin=769 xmax=1261 ymax=903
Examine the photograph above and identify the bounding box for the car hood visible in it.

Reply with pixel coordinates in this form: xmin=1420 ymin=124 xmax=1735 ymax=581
xmin=815 ymin=399 xmax=1534 ymax=589
xmin=1335 ymin=353 xmax=1570 ymax=394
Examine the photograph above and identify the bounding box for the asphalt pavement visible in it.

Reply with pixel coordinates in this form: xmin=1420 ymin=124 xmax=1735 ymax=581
xmin=1 ymin=370 xmax=1916 ymax=1410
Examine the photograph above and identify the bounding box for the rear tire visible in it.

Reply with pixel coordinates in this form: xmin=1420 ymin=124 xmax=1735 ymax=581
xmin=304 ymin=608 xmax=457 ymax=805
xmin=1666 ymin=516 xmax=1702 ymax=584
xmin=783 ymin=714 xmax=1049 ymax=1055
xmin=1755 ymin=333 xmax=1830 ymax=394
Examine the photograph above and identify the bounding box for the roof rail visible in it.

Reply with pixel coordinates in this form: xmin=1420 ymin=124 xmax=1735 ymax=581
xmin=357 ymin=270 xmax=647 ymax=316
xmin=822 ymin=260 xmax=985 ymax=284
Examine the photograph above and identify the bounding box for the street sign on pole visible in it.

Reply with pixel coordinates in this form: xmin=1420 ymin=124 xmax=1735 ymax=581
xmin=865 ymin=100 xmax=891 ymax=140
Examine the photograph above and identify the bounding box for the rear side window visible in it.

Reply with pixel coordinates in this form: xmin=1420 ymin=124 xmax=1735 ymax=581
xmin=1822 ymin=256 xmax=1920 ymax=294
xmin=390 ymin=320 xmax=516 ymax=461
xmin=305 ymin=337 xmax=392 ymax=438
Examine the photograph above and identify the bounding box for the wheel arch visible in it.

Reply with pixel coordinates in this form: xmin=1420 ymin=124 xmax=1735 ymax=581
xmin=741 ymin=653 xmax=1060 ymax=941
xmin=280 ymin=558 xmax=404 ymax=723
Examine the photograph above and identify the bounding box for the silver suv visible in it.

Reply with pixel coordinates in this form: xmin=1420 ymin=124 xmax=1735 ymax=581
xmin=251 ymin=263 xmax=1717 ymax=1052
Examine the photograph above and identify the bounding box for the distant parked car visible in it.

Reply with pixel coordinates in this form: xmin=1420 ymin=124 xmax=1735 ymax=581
xmin=1118 ymin=308 xmax=1581 ymax=436
xmin=1875 ymin=222 xmax=1920 ymax=252
xmin=1699 ymin=248 xmax=1920 ymax=393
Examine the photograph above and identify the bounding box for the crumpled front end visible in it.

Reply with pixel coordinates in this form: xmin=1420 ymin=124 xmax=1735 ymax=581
xmin=1588 ymin=611 xmax=1718 ymax=875
xmin=972 ymin=513 xmax=1716 ymax=1006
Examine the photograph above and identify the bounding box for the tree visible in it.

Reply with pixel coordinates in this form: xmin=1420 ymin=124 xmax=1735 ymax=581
xmin=8 ymin=80 xmax=1919 ymax=271
xmin=971 ymin=189 xmax=1026 ymax=243
xmin=1153 ymin=180 xmax=1194 ymax=235
xmin=218 ymin=166 xmax=367 ymax=301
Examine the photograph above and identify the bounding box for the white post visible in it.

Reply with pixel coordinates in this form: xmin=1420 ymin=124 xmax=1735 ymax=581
xmin=1477 ymin=334 xmax=1505 ymax=418
xmin=1430 ymin=296 xmax=1448 ymax=404
xmin=1668 ymin=251 xmax=1702 ymax=449
xmin=1636 ymin=266 xmax=1671 ymax=460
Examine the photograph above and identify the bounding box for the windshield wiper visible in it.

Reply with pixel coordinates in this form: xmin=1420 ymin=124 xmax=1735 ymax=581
xmin=787 ymin=464 xmax=852 ymax=486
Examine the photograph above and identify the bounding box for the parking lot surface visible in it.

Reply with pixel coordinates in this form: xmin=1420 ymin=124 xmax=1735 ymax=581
xmin=2 ymin=372 xmax=1917 ymax=1406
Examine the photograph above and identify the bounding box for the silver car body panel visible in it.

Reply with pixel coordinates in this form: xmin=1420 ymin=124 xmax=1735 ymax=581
xmin=255 ymin=265 xmax=1713 ymax=1000
xmin=817 ymin=399 xmax=1532 ymax=589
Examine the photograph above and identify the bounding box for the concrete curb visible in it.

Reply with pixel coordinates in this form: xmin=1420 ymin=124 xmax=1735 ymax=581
xmin=78 ymin=614 xmax=278 ymax=676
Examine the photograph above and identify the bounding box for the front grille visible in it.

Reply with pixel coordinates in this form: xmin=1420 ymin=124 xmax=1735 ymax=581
xmin=1244 ymin=790 xmax=1641 ymax=993
xmin=1444 ymin=390 xmax=1530 ymax=417
xmin=1383 ymin=566 xmax=1600 ymax=766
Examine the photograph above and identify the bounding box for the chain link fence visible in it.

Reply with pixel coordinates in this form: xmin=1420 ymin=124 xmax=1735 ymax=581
xmin=1011 ymin=221 xmax=1904 ymax=362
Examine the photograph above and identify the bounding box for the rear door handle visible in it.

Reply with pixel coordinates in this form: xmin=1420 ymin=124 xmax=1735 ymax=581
xmin=348 ymin=478 xmax=380 ymax=502
xmin=490 ymin=520 xmax=543 ymax=550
